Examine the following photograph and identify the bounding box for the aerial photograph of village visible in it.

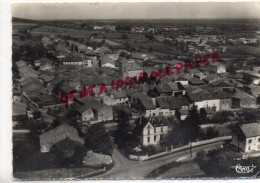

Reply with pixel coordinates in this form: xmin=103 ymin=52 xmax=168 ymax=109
xmin=11 ymin=2 xmax=260 ymax=180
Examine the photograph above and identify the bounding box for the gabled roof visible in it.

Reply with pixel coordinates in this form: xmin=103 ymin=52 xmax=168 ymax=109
xmin=175 ymin=76 xmax=188 ymax=81
xmin=210 ymin=81 xmax=233 ymax=88
xmin=188 ymin=78 xmax=205 ymax=85
xmin=132 ymin=93 xmax=156 ymax=110
xmin=125 ymin=61 xmax=143 ymax=71
xmin=188 ymin=90 xmax=231 ymax=102
xmin=232 ymin=89 xmax=256 ymax=101
xmin=156 ymin=82 xmax=184 ymax=94
xmin=20 ymin=77 xmax=39 ymax=87
xmin=39 ymin=73 xmax=54 ymax=83
xmin=148 ymin=116 xmax=172 ymax=127
xmin=39 ymin=124 xmax=84 ymax=149
xmin=241 ymin=122 xmax=260 ymax=138
xmin=156 ymin=96 xmax=189 ymax=110
xmin=112 ymin=91 xmax=127 ymax=99
xmin=13 ymin=101 xmax=27 ymax=116
xmin=134 ymin=116 xmax=172 ymax=136
xmin=203 ymin=74 xmax=218 ymax=83
xmin=76 ymin=98 xmax=112 ymax=114
xmin=23 ymin=80 xmax=44 ymax=92
xmin=16 ymin=60 xmax=27 ymax=68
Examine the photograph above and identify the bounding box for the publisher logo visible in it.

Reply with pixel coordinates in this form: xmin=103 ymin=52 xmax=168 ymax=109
xmin=232 ymin=164 xmax=257 ymax=173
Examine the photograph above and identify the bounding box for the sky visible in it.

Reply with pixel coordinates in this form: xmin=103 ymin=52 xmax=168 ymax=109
xmin=12 ymin=2 xmax=260 ymax=20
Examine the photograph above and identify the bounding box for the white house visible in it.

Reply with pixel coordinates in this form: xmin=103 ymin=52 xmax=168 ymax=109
xmin=135 ymin=116 xmax=170 ymax=146
xmin=231 ymin=122 xmax=260 ymax=154
xmin=188 ymin=91 xmax=232 ymax=111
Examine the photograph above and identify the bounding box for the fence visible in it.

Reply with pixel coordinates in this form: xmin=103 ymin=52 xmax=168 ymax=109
xmin=129 ymin=136 xmax=232 ymax=161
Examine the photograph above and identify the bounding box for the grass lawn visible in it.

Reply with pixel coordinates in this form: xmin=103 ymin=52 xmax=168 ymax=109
xmin=146 ymin=161 xmax=205 ymax=179
xmin=13 ymin=136 xmax=62 ymax=172
xmin=13 ymin=167 xmax=103 ymax=180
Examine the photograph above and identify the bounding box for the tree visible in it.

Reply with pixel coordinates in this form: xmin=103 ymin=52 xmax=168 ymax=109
xmin=121 ymin=34 xmax=128 ymax=39
xmin=243 ymin=73 xmax=253 ymax=85
xmin=144 ymin=32 xmax=154 ymax=40
xmin=257 ymin=95 xmax=260 ymax=105
xmin=239 ymin=110 xmax=256 ymax=124
xmin=114 ymin=107 xmax=132 ymax=149
xmin=165 ymin=123 xmax=188 ymax=148
xmin=210 ymin=112 xmax=225 ymax=124
xmin=84 ymin=124 xmax=113 ymax=155
xmin=183 ymin=104 xmax=202 ymax=141
xmin=52 ymin=119 xmax=62 ymax=128
xmin=33 ymin=111 xmax=41 ymax=119
xmin=27 ymin=119 xmax=46 ymax=136
xmin=227 ymin=64 xmax=238 ymax=74
xmin=65 ymin=109 xmax=79 ymax=127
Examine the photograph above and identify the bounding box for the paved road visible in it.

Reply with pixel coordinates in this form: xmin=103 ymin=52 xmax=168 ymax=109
xmin=92 ymin=141 xmax=224 ymax=179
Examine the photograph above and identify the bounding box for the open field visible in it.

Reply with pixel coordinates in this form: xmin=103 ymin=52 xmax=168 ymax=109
xmin=30 ymin=25 xmax=145 ymax=40
xmin=158 ymin=162 xmax=205 ymax=179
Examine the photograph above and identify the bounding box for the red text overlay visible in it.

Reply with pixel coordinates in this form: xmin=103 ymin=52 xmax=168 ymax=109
xmin=60 ymin=51 xmax=222 ymax=107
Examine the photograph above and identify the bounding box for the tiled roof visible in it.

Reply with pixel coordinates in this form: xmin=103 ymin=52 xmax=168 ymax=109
xmin=148 ymin=116 xmax=172 ymax=127
xmin=132 ymin=93 xmax=155 ymax=110
xmin=188 ymin=78 xmax=205 ymax=85
xmin=125 ymin=61 xmax=143 ymax=71
xmin=241 ymin=122 xmax=260 ymax=138
xmin=76 ymin=98 xmax=111 ymax=114
xmin=16 ymin=60 xmax=27 ymax=68
xmin=112 ymin=91 xmax=127 ymax=99
xmin=188 ymin=90 xmax=231 ymax=102
xmin=20 ymin=77 xmax=39 ymax=87
xmin=39 ymin=124 xmax=84 ymax=149
xmin=23 ymin=80 xmax=44 ymax=92
xmin=12 ymin=101 xmax=27 ymax=116
xmin=175 ymin=76 xmax=188 ymax=81
xmin=211 ymin=81 xmax=233 ymax=88
xmin=156 ymin=82 xmax=184 ymax=94
xmin=232 ymin=89 xmax=256 ymax=100
xmin=156 ymin=96 xmax=189 ymax=110
xmin=135 ymin=116 xmax=171 ymax=136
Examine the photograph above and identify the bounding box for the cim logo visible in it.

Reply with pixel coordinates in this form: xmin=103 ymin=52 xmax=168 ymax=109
xmin=232 ymin=164 xmax=257 ymax=174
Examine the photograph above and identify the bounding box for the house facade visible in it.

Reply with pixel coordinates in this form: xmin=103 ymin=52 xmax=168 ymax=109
xmin=231 ymin=122 xmax=260 ymax=153
xmin=135 ymin=117 xmax=170 ymax=146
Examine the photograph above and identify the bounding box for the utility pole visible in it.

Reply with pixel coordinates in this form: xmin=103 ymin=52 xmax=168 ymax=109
xmin=190 ymin=142 xmax=192 ymax=158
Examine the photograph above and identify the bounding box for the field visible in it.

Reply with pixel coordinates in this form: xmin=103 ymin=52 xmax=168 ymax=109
xmin=158 ymin=162 xmax=205 ymax=178
xmin=30 ymin=25 xmax=145 ymax=40
xmin=13 ymin=167 xmax=103 ymax=180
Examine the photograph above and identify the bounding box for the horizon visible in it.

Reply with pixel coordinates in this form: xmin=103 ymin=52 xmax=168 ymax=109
xmin=12 ymin=2 xmax=260 ymax=20
xmin=12 ymin=16 xmax=260 ymax=21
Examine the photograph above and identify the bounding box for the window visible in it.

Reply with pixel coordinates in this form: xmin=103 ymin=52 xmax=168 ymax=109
xmin=154 ymin=128 xmax=156 ymax=133
xmin=160 ymin=134 xmax=163 ymax=140
xmin=223 ymin=101 xmax=224 ymax=104
xmin=258 ymin=138 xmax=260 ymax=142
xmin=161 ymin=127 xmax=163 ymax=132
xmin=248 ymin=146 xmax=251 ymax=151
xmin=147 ymin=137 xmax=150 ymax=143
xmin=153 ymin=113 xmax=155 ymax=116
xmin=159 ymin=112 xmax=163 ymax=116
xmin=154 ymin=136 xmax=157 ymax=141
xmin=248 ymin=139 xmax=252 ymax=144
xmin=148 ymin=130 xmax=150 ymax=135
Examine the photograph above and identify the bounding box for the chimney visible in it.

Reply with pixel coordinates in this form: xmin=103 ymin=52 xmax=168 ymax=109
xmin=139 ymin=116 xmax=142 ymax=125
xmin=151 ymin=98 xmax=156 ymax=106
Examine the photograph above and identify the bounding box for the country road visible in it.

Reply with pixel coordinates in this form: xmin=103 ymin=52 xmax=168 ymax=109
xmin=90 ymin=141 xmax=225 ymax=179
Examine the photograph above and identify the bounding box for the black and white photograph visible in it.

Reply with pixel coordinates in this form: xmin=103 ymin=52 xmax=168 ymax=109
xmin=8 ymin=1 xmax=260 ymax=180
